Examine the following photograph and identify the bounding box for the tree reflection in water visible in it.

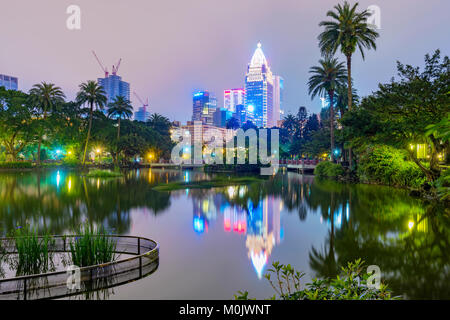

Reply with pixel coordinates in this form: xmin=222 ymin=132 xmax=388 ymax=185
xmin=0 ymin=169 xmax=448 ymax=299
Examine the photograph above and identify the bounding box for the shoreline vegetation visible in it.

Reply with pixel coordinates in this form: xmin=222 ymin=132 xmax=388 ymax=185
xmin=152 ymin=176 xmax=264 ymax=192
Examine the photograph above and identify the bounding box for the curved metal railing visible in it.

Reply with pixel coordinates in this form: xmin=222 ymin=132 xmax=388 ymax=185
xmin=0 ymin=235 xmax=159 ymax=300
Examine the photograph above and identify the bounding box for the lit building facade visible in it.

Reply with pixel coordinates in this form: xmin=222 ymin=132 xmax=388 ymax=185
xmin=245 ymin=43 xmax=274 ymax=128
xmin=98 ymin=74 xmax=130 ymax=106
xmin=192 ymin=91 xmax=217 ymax=125
xmin=272 ymin=75 xmax=284 ymax=127
xmin=213 ymin=108 xmax=233 ymax=128
xmin=224 ymin=88 xmax=245 ymax=113
xmin=0 ymin=74 xmax=18 ymax=91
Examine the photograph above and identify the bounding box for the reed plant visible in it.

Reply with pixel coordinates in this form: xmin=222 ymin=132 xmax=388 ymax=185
xmin=69 ymin=224 xmax=117 ymax=267
xmin=11 ymin=226 xmax=55 ymax=276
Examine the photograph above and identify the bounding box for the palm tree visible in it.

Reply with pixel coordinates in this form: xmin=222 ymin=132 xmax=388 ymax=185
xmin=308 ymin=56 xmax=347 ymax=162
xmin=107 ymin=96 xmax=133 ymax=140
xmin=29 ymin=82 xmax=65 ymax=166
xmin=76 ymin=81 xmax=107 ymax=165
xmin=318 ymin=1 xmax=379 ymax=111
xmin=318 ymin=1 xmax=379 ymax=166
xmin=334 ymin=85 xmax=359 ymax=119
xmin=282 ymin=114 xmax=299 ymax=141
xmin=147 ymin=113 xmax=171 ymax=133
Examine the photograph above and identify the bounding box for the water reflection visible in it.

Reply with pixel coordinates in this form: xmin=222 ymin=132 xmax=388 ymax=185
xmin=0 ymin=169 xmax=448 ymax=299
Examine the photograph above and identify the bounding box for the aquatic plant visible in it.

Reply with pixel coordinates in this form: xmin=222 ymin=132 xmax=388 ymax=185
xmin=10 ymin=226 xmax=55 ymax=276
xmin=153 ymin=176 xmax=263 ymax=192
xmin=85 ymin=169 xmax=123 ymax=178
xmin=235 ymin=259 xmax=398 ymax=300
xmin=69 ymin=224 xmax=117 ymax=267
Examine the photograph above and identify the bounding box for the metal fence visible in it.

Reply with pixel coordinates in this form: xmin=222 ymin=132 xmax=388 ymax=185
xmin=0 ymin=235 xmax=159 ymax=300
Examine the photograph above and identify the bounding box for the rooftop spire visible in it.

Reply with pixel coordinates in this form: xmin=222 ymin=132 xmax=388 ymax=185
xmin=250 ymin=42 xmax=267 ymax=68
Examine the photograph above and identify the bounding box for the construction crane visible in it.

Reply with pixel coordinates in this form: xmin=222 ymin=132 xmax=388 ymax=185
xmin=133 ymin=91 xmax=149 ymax=110
xmin=112 ymin=58 xmax=122 ymax=75
xmin=92 ymin=50 xmax=108 ymax=77
xmin=92 ymin=51 xmax=123 ymax=77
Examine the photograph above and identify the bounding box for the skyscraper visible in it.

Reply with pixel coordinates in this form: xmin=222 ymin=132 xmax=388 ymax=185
xmin=192 ymin=91 xmax=217 ymax=125
xmin=224 ymin=88 xmax=245 ymax=113
xmin=272 ymin=76 xmax=284 ymax=127
xmin=244 ymin=43 xmax=273 ymax=128
xmin=98 ymin=74 xmax=130 ymax=107
xmin=134 ymin=106 xmax=149 ymax=122
xmin=0 ymin=74 xmax=18 ymax=91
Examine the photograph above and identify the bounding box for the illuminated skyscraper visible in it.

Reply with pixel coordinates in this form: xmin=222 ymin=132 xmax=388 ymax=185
xmin=192 ymin=91 xmax=217 ymax=125
xmin=244 ymin=43 xmax=273 ymax=128
xmin=272 ymin=76 xmax=284 ymax=127
xmin=224 ymin=88 xmax=245 ymax=113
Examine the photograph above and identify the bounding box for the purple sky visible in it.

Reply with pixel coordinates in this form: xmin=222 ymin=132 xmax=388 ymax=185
xmin=1 ymin=0 xmax=449 ymax=122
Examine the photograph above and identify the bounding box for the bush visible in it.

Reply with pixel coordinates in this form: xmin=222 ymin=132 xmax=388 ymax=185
xmin=86 ymin=169 xmax=123 ymax=178
xmin=314 ymin=161 xmax=344 ymax=178
xmin=235 ymin=259 xmax=398 ymax=300
xmin=0 ymin=161 xmax=33 ymax=169
xmin=62 ymin=158 xmax=81 ymax=167
xmin=357 ymin=144 xmax=426 ymax=188
xmin=435 ymin=168 xmax=450 ymax=201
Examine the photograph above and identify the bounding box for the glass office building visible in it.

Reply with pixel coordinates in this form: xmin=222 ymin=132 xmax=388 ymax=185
xmin=0 ymin=74 xmax=18 ymax=91
xmin=98 ymin=74 xmax=130 ymax=107
xmin=192 ymin=91 xmax=217 ymax=125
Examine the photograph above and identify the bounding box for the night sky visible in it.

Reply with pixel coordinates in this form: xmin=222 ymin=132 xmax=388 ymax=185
xmin=1 ymin=0 xmax=449 ymax=122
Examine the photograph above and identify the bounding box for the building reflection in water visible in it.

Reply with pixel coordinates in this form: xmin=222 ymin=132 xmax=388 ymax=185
xmin=191 ymin=189 xmax=283 ymax=278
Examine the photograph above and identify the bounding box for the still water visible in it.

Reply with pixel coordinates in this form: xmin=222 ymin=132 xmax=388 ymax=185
xmin=0 ymin=169 xmax=449 ymax=299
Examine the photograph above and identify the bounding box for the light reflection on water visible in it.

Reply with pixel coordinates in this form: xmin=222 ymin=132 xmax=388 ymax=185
xmin=0 ymin=168 xmax=449 ymax=299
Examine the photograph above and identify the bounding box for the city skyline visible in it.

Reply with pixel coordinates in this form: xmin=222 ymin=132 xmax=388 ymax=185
xmin=1 ymin=0 xmax=449 ymax=123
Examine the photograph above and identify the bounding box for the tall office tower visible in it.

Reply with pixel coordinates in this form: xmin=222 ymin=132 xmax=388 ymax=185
xmin=213 ymin=108 xmax=233 ymax=128
xmin=272 ymin=76 xmax=284 ymax=127
xmin=97 ymin=74 xmax=130 ymax=107
xmin=224 ymin=88 xmax=245 ymax=113
xmin=134 ymin=106 xmax=149 ymax=122
xmin=244 ymin=43 xmax=273 ymax=128
xmin=192 ymin=91 xmax=217 ymax=125
xmin=0 ymin=74 xmax=18 ymax=90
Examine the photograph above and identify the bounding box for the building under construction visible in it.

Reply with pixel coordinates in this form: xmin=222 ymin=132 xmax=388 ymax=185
xmin=92 ymin=51 xmax=130 ymax=107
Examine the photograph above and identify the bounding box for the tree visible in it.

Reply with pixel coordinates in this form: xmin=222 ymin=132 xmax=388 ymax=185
xmin=342 ymin=50 xmax=450 ymax=181
xmin=308 ymin=56 xmax=347 ymax=161
xmin=318 ymin=1 xmax=379 ymax=164
xmin=107 ymin=96 xmax=133 ymax=140
xmin=282 ymin=114 xmax=298 ymax=142
xmin=29 ymin=82 xmax=65 ymax=165
xmin=147 ymin=113 xmax=172 ymax=134
xmin=76 ymin=81 xmax=107 ymax=165
xmin=0 ymin=88 xmax=36 ymax=161
xmin=226 ymin=117 xmax=240 ymax=130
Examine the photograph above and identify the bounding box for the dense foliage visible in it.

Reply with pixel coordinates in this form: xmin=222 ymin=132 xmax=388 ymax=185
xmin=236 ymin=259 xmax=397 ymax=300
xmin=314 ymin=161 xmax=344 ymax=178
xmin=357 ymin=145 xmax=427 ymax=188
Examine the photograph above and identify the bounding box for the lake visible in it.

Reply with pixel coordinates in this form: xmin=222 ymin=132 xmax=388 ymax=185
xmin=0 ymin=168 xmax=448 ymax=299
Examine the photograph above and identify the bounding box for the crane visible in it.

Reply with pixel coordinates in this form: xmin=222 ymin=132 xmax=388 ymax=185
xmin=112 ymin=58 xmax=122 ymax=75
xmin=133 ymin=91 xmax=149 ymax=110
xmin=92 ymin=50 xmax=108 ymax=77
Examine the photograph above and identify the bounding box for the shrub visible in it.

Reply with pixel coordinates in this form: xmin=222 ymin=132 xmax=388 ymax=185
xmin=235 ymin=259 xmax=398 ymax=300
xmin=85 ymin=169 xmax=123 ymax=178
xmin=435 ymin=168 xmax=450 ymax=201
xmin=0 ymin=161 xmax=33 ymax=169
xmin=62 ymin=158 xmax=81 ymax=167
xmin=314 ymin=161 xmax=344 ymax=178
xmin=357 ymin=144 xmax=426 ymax=188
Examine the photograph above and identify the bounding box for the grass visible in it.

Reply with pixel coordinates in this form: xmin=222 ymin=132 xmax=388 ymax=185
xmin=10 ymin=226 xmax=55 ymax=276
xmin=69 ymin=224 xmax=117 ymax=267
xmin=85 ymin=169 xmax=123 ymax=178
xmin=0 ymin=161 xmax=33 ymax=169
xmin=153 ymin=176 xmax=264 ymax=192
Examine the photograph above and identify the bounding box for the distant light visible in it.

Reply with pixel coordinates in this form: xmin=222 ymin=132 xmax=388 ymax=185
xmin=408 ymin=221 xmax=414 ymax=230
xmin=56 ymin=149 xmax=61 ymax=154
xmin=247 ymin=105 xmax=254 ymax=112
xmin=68 ymin=151 xmax=72 ymax=155
xmin=96 ymin=148 xmax=101 ymax=153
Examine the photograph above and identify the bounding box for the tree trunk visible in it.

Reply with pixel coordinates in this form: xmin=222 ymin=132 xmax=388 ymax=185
xmin=329 ymin=90 xmax=335 ymax=162
xmin=117 ymin=117 xmax=121 ymax=141
xmin=82 ymin=104 xmax=94 ymax=166
xmin=346 ymin=54 xmax=354 ymax=169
